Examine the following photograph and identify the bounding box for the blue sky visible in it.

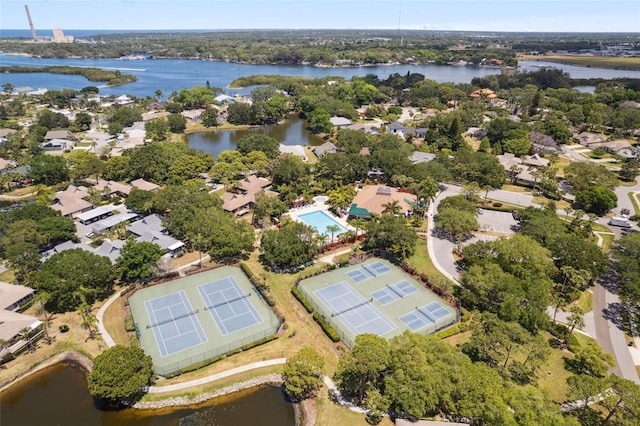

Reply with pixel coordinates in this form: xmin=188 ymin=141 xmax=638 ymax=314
xmin=2 ymin=0 xmax=639 ymax=32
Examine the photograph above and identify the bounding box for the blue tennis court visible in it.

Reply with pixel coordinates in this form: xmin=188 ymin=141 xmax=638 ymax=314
xmin=371 ymin=280 xmax=418 ymax=305
xmin=315 ymin=281 xmax=396 ymax=336
xmin=144 ymin=291 xmax=207 ymax=357
xmin=400 ymin=301 xmax=451 ymax=331
xmin=198 ymin=277 xmax=263 ymax=336
xmin=347 ymin=261 xmax=391 ymax=283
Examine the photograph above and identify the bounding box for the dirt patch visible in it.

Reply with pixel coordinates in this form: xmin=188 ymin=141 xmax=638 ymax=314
xmin=299 ymin=398 xmax=318 ymax=426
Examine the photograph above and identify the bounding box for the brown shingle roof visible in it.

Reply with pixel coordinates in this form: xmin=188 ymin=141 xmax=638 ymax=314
xmin=350 ymin=185 xmax=417 ymax=216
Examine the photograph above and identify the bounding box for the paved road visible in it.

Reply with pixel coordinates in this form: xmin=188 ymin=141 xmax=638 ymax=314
xmin=593 ymin=283 xmax=640 ymax=384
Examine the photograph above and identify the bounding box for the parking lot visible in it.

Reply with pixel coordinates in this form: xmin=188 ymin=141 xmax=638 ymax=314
xmin=476 ymin=209 xmax=518 ymax=235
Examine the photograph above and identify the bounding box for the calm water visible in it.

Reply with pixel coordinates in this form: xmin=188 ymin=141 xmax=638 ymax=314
xmin=186 ymin=116 xmax=324 ymax=157
xmin=0 ymin=363 xmax=296 ymax=426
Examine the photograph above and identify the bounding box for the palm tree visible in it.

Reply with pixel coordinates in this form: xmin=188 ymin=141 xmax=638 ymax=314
xmin=78 ymin=302 xmax=98 ymax=341
xmin=350 ymin=218 xmax=367 ymax=240
xmin=564 ymin=206 xmax=574 ymax=221
xmin=34 ymin=292 xmax=54 ymax=345
xmin=19 ymin=327 xmax=36 ymax=353
xmin=326 ymin=224 xmax=341 ymax=243
xmin=382 ymin=200 xmax=402 ymax=216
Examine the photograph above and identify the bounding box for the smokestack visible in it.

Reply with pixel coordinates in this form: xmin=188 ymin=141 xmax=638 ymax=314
xmin=24 ymin=5 xmax=37 ymax=40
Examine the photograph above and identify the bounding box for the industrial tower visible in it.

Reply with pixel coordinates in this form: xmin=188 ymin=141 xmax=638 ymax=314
xmin=24 ymin=5 xmax=37 ymax=40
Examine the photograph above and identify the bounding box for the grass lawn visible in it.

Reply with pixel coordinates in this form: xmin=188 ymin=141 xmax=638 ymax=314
xmin=0 ymin=302 xmax=105 ymax=388
xmin=501 ymin=184 xmax=532 ymax=194
xmin=0 ymin=269 xmax=15 ymax=283
xmin=443 ymin=330 xmax=472 ymax=347
xmin=629 ymin=192 xmax=640 ymax=215
xmin=406 ymin=238 xmax=456 ymax=288
xmin=574 ymin=291 xmax=593 ymax=313
xmin=102 ymin=290 xmax=131 ymax=346
xmin=3 ymin=185 xmax=38 ymax=197
xmin=594 ymin=232 xmax=615 ymax=253
xmin=534 ymin=335 xmax=574 ymax=403
xmin=304 ymin=146 xmax=319 ymax=164
xmin=315 ymin=387 xmax=394 ymax=426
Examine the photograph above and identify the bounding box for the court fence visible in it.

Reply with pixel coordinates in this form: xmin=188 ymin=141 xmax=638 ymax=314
xmin=298 ymin=283 xmax=358 ymax=348
xmin=154 ymin=324 xmax=280 ymax=377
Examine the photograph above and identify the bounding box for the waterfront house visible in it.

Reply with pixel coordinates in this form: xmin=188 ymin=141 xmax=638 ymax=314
xmin=313 ymin=141 xmax=340 ymax=157
xmin=329 ymin=116 xmax=354 ymax=127
xmin=278 ymin=144 xmax=308 ymax=161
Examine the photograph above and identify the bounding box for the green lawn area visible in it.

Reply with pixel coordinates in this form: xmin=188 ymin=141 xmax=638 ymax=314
xmin=534 ymin=334 xmax=574 ymax=403
xmin=575 ymin=291 xmax=593 ymax=313
xmin=0 ymin=269 xmax=15 ymax=283
xmin=501 ymin=184 xmax=532 ymax=194
xmin=406 ymin=238 xmax=456 ymax=288
xmin=629 ymin=192 xmax=640 ymax=215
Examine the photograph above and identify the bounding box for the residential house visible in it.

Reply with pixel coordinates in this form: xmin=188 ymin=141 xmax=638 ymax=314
xmin=214 ymin=94 xmax=236 ymax=105
xmin=0 ymin=128 xmax=17 ymax=144
xmin=77 ymin=204 xmax=116 ymax=225
xmin=279 ymin=144 xmax=308 ymax=161
xmin=465 ymin=127 xmax=487 ymax=139
xmin=530 ymin=131 xmax=559 ymax=154
xmin=589 ymin=140 xmax=636 ymax=158
xmin=42 ymin=138 xmax=74 ymax=152
xmin=345 ymin=123 xmax=379 ymax=134
xmin=90 ymin=212 xmax=139 ymax=235
xmin=182 ymin=109 xmax=204 ymax=122
xmin=408 ymin=151 xmax=436 ymax=165
xmin=50 ymin=185 xmax=92 ymax=217
xmin=497 ymin=153 xmax=548 ymax=186
xmin=387 ymin=121 xmax=405 ymax=138
xmin=0 ymin=310 xmax=42 ymax=360
xmin=0 ymin=158 xmax=17 ymax=172
xmin=329 ymin=116 xmax=354 ymax=128
xmin=0 ymin=282 xmax=34 ymax=312
xmin=221 ymin=175 xmax=278 ymax=217
xmin=115 ymin=95 xmax=134 ymax=106
xmin=127 ymin=213 xmax=184 ymax=257
xmin=348 ymin=185 xmax=417 ymax=219
xmin=44 ymin=130 xmax=71 ymax=141
xmin=93 ymin=179 xmax=133 ymax=198
xmin=130 ymin=178 xmax=160 ymax=192
xmin=574 ymin=132 xmax=607 ymax=146
xmin=313 ymin=141 xmax=340 ymax=157
xmin=41 ymin=239 xmax=125 ymax=264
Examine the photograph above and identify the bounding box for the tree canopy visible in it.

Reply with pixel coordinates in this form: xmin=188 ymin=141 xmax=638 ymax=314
xmin=283 ymin=346 xmax=325 ymax=401
xmin=116 ymin=240 xmax=164 ymax=284
xmin=260 ymin=221 xmax=319 ymax=270
xmin=36 ymin=249 xmax=116 ymax=313
xmin=87 ymin=345 xmax=154 ymax=407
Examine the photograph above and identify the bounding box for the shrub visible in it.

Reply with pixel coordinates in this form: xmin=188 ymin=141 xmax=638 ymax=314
xmin=59 ymin=324 xmax=70 ymax=333
xmin=313 ymin=312 xmax=340 ymax=342
xmin=434 ymin=325 xmax=461 ymax=339
xmin=492 ymin=202 xmax=503 ymax=207
xmin=291 ymin=286 xmax=314 ymax=313
xmin=241 ymin=334 xmax=278 ymax=351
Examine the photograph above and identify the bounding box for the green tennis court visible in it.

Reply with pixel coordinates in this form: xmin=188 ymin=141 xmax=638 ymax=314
xmin=129 ymin=266 xmax=280 ymax=376
xmin=298 ymin=258 xmax=457 ymax=348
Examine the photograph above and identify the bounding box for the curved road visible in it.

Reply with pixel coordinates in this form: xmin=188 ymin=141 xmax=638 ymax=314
xmin=427 ymin=181 xmax=640 ymax=384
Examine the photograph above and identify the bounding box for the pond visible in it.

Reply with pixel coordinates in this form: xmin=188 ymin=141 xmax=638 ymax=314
xmin=0 ymin=362 xmax=296 ymax=426
xmin=186 ymin=116 xmax=325 ymax=158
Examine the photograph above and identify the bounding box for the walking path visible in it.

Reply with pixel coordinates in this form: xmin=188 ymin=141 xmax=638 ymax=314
xmin=147 ymin=359 xmax=287 ymax=393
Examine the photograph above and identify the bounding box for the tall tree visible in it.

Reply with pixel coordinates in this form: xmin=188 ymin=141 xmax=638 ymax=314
xmin=116 ymin=240 xmax=164 ymax=284
xmin=283 ymin=346 xmax=325 ymax=401
xmin=87 ymin=345 xmax=153 ymax=407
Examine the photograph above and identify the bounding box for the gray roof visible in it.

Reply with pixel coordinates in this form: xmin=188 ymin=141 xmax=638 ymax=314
xmin=387 ymin=121 xmax=404 ymax=130
xmin=0 ymin=282 xmax=34 ymax=311
xmin=92 ymin=212 xmax=139 ymax=233
xmin=409 ymin=151 xmax=436 ymax=164
xmin=127 ymin=213 xmax=165 ymax=237
xmin=329 ymin=116 xmax=353 ymax=127
xmin=313 ymin=141 xmax=339 ymax=157
xmin=135 ymin=232 xmax=183 ymax=253
xmin=76 ymin=205 xmax=115 ymax=223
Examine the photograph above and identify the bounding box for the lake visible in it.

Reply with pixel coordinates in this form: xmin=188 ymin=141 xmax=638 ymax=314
xmin=0 ymin=362 xmax=296 ymax=426
xmin=186 ymin=116 xmax=324 ymax=158
xmin=2 ymin=54 xmax=638 ymax=99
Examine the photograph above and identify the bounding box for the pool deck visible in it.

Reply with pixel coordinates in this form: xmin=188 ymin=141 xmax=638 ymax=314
xmin=285 ymin=196 xmax=354 ymax=241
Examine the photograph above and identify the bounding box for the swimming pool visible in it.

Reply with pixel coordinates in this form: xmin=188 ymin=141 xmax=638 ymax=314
xmin=298 ymin=210 xmax=348 ymax=240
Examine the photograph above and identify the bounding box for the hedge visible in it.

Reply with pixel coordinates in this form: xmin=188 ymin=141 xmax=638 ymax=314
xmin=435 ymin=325 xmax=461 ymax=339
xmin=313 ymin=312 xmax=341 ymax=342
xmin=241 ymin=334 xmax=278 ymax=351
xmin=124 ymin=314 xmax=135 ymax=332
xmin=291 ymin=286 xmax=314 ymax=313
